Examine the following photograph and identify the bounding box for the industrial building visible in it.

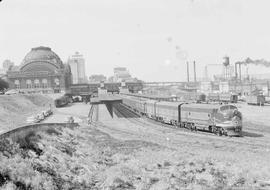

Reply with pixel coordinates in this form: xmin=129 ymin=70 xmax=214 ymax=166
xmin=198 ymin=57 xmax=270 ymax=96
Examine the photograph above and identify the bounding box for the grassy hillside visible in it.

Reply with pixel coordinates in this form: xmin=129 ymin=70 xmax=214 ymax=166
xmin=0 ymin=94 xmax=53 ymax=132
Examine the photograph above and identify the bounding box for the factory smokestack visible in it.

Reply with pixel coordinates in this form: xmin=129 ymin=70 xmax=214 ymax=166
xmin=235 ymin=62 xmax=238 ymax=80
xmin=186 ymin=61 xmax=190 ymax=82
xmin=193 ymin=61 xmax=196 ymax=82
xmin=239 ymin=64 xmax=242 ymax=81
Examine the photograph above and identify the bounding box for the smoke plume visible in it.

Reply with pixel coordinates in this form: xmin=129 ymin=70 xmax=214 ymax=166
xmin=236 ymin=57 xmax=270 ymax=67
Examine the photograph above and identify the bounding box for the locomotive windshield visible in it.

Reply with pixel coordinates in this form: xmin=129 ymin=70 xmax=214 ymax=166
xmin=220 ymin=105 xmax=237 ymax=112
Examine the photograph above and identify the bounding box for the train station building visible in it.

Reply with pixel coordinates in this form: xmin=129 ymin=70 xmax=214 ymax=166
xmin=7 ymin=46 xmax=72 ymax=93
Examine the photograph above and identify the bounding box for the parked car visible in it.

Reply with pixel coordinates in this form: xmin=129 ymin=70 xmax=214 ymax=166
xmin=72 ymin=96 xmax=83 ymax=102
xmin=26 ymin=116 xmax=40 ymax=124
xmin=41 ymin=110 xmax=48 ymax=117
xmin=47 ymin=109 xmax=53 ymax=115
xmin=37 ymin=113 xmax=45 ymax=120
xmin=42 ymin=109 xmax=53 ymax=117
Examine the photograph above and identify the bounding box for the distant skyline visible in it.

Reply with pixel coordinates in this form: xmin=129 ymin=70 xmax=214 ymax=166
xmin=1 ymin=0 xmax=270 ymax=81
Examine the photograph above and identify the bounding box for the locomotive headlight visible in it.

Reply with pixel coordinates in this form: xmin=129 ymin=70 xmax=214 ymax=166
xmin=232 ymin=115 xmax=241 ymax=126
xmin=233 ymin=120 xmax=238 ymax=125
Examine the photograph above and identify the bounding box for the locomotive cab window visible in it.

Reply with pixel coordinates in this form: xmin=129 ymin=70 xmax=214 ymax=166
xmin=220 ymin=105 xmax=237 ymax=112
xmin=220 ymin=105 xmax=229 ymax=112
xmin=229 ymin=105 xmax=237 ymax=110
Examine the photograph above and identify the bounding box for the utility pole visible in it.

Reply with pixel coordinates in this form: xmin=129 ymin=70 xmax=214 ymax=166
xmin=239 ymin=63 xmax=242 ymax=95
xmin=235 ymin=63 xmax=238 ymax=80
xmin=267 ymin=81 xmax=269 ymax=97
xmin=193 ymin=61 xmax=196 ymax=82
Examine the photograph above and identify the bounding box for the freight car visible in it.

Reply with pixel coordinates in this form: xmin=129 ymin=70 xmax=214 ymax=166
xmin=121 ymin=96 xmax=242 ymax=136
xmin=206 ymin=93 xmax=238 ymax=103
xmin=207 ymin=93 xmax=220 ymax=102
xmin=195 ymin=93 xmax=206 ymax=103
xmin=54 ymin=96 xmax=70 ymax=108
xmin=246 ymin=95 xmax=265 ymax=106
xmin=219 ymin=93 xmax=238 ymax=103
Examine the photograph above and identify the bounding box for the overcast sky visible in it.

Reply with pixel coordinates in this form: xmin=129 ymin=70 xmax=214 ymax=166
xmin=1 ymin=0 xmax=270 ymax=81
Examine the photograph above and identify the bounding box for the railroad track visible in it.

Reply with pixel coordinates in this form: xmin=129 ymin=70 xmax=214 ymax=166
xmin=90 ymin=121 xmax=146 ymax=138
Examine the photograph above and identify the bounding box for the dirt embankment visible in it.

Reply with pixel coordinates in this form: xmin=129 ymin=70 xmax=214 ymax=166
xmin=0 ymin=94 xmax=53 ymax=132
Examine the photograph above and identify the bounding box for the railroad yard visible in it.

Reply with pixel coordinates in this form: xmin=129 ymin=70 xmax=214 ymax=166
xmin=0 ymin=94 xmax=270 ymax=189
xmin=3 ymin=0 xmax=270 ymax=189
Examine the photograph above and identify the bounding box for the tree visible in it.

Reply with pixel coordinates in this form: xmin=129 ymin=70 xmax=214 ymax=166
xmin=0 ymin=78 xmax=9 ymax=91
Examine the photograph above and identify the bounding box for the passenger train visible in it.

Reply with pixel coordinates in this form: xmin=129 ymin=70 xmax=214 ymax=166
xmin=121 ymin=95 xmax=243 ymax=136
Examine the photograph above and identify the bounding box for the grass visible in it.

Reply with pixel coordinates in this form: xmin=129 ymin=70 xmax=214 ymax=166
xmin=0 ymin=124 xmax=269 ymax=189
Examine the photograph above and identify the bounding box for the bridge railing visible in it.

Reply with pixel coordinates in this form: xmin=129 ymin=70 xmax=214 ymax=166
xmin=0 ymin=123 xmax=79 ymax=142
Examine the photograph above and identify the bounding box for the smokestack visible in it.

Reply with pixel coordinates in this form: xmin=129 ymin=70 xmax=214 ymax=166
xmin=235 ymin=63 xmax=238 ymax=80
xmin=204 ymin=66 xmax=208 ymax=80
xmin=239 ymin=64 xmax=242 ymax=81
xmin=186 ymin=61 xmax=190 ymax=82
xmin=193 ymin=61 xmax=196 ymax=82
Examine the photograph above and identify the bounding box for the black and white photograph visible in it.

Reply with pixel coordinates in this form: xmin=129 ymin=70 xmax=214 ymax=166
xmin=0 ymin=0 xmax=270 ymax=189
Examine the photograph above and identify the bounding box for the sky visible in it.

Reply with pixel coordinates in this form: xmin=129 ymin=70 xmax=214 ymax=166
xmin=1 ymin=0 xmax=270 ymax=82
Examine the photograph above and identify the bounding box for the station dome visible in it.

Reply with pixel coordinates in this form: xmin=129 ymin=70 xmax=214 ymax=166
xmin=20 ymin=46 xmax=64 ymax=72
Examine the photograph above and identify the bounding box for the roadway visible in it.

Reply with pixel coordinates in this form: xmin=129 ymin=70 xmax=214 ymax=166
xmin=43 ymin=102 xmax=89 ymax=123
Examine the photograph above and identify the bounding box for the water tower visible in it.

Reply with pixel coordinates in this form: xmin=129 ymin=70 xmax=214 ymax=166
xmin=223 ymin=56 xmax=230 ymax=80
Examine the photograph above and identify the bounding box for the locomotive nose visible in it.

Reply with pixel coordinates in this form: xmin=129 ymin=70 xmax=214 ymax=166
xmin=223 ymin=110 xmax=234 ymax=119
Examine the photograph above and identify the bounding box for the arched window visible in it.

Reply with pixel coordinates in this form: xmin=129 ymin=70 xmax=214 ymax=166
xmin=14 ymin=80 xmax=20 ymax=89
xmin=34 ymin=79 xmax=40 ymax=88
xmin=26 ymin=79 xmax=32 ymax=89
xmin=42 ymin=79 xmax=48 ymax=88
xmin=54 ymin=78 xmax=60 ymax=86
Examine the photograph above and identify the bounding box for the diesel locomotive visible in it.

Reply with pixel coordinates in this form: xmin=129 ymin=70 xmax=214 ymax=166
xmin=121 ymin=95 xmax=242 ymax=136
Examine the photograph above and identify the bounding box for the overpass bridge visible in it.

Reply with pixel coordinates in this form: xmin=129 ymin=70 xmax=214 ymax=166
xmin=69 ymin=82 xmax=143 ymax=96
xmin=69 ymin=81 xmax=199 ymax=96
xmin=89 ymin=94 xmax=123 ymax=118
xmin=144 ymin=81 xmax=199 ymax=88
